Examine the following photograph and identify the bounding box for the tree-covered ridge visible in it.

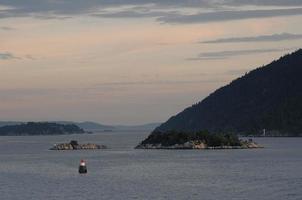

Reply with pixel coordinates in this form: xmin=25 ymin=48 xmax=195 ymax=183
xmin=140 ymin=130 xmax=241 ymax=147
xmin=0 ymin=122 xmax=85 ymax=136
xmin=154 ymin=49 xmax=302 ymax=136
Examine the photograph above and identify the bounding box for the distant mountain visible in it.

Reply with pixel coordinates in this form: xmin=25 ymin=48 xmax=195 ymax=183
xmin=0 ymin=121 xmax=23 ymax=127
xmin=0 ymin=121 xmax=161 ymax=132
xmin=66 ymin=121 xmax=161 ymax=131
xmin=113 ymin=123 xmax=162 ymax=131
xmin=69 ymin=121 xmax=114 ymax=131
xmin=0 ymin=122 xmax=85 ymax=136
xmin=0 ymin=121 xmax=113 ymax=130
xmin=153 ymin=49 xmax=302 ymax=136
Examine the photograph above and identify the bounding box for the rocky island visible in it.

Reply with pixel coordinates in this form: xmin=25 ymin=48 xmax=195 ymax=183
xmin=136 ymin=130 xmax=262 ymax=149
xmin=50 ymin=140 xmax=107 ymax=150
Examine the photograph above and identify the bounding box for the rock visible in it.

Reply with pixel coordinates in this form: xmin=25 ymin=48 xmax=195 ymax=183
xmin=247 ymin=142 xmax=263 ymax=148
xmin=183 ymin=141 xmax=193 ymax=149
xmin=50 ymin=140 xmax=107 ymax=150
xmin=192 ymin=141 xmax=207 ymax=149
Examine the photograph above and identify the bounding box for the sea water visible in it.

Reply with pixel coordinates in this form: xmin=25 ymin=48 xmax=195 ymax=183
xmin=0 ymin=131 xmax=301 ymax=200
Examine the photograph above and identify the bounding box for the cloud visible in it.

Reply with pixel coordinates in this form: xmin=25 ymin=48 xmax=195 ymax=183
xmin=0 ymin=52 xmax=35 ymax=60
xmin=187 ymin=48 xmax=293 ymax=60
xmin=201 ymin=33 xmax=302 ymax=43
xmin=157 ymin=8 xmax=302 ymax=24
xmin=91 ymin=9 xmax=175 ymax=19
xmin=0 ymin=26 xmax=15 ymax=30
xmin=0 ymin=1 xmax=302 ymax=22
xmin=91 ymin=7 xmax=302 ymax=24
xmin=95 ymin=79 xmax=223 ymax=87
xmin=24 ymin=55 xmax=35 ymax=60
xmin=228 ymin=0 xmax=302 ymax=7
xmin=0 ymin=52 xmax=19 ymax=60
xmin=0 ymin=77 xmax=226 ymax=102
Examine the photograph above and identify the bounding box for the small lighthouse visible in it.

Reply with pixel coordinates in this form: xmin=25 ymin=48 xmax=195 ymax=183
xmin=78 ymin=160 xmax=87 ymax=174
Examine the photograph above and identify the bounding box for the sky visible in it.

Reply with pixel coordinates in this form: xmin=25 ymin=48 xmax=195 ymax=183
xmin=0 ymin=0 xmax=302 ymax=125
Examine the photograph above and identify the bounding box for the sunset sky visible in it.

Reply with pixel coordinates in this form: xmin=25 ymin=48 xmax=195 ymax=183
xmin=1 ymin=0 xmax=302 ymax=125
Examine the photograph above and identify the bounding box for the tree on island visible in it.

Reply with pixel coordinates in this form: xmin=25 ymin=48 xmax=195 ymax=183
xmin=140 ymin=130 xmax=241 ymax=147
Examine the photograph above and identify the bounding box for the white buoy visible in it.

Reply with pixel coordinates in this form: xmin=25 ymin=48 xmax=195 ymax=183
xmin=79 ymin=160 xmax=87 ymax=174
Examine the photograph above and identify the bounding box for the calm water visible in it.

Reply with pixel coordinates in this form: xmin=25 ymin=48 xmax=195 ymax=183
xmin=0 ymin=131 xmax=301 ymax=200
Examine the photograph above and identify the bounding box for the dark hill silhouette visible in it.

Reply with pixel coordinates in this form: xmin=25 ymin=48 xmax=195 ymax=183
xmin=0 ymin=122 xmax=85 ymax=136
xmin=153 ymin=49 xmax=302 ymax=136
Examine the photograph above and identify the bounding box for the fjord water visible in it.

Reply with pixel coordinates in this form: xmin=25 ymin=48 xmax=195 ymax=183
xmin=0 ymin=132 xmax=301 ymax=200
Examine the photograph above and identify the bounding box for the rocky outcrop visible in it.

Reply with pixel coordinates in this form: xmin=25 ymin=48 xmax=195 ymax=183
xmin=240 ymin=139 xmax=263 ymax=149
xmin=50 ymin=140 xmax=107 ymax=150
xmin=135 ymin=139 xmax=263 ymax=150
